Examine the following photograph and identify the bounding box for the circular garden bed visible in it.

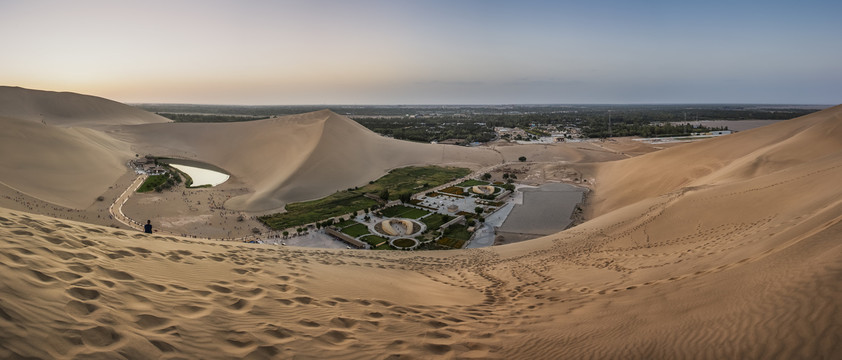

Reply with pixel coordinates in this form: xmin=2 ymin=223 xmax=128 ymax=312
xmin=390 ymin=237 xmax=419 ymax=250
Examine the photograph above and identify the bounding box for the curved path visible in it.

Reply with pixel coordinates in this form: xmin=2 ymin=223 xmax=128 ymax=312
xmin=108 ymin=174 xmax=147 ymax=231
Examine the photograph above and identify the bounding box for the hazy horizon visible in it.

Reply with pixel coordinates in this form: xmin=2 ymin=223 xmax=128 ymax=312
xmin=2 ymin=0 xmax=840 ymax=105
xmin=127 ymin=101 xmax=832 ymax=107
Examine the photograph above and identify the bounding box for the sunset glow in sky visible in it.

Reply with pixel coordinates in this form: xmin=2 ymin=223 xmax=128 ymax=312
xmin=1 ymin=0 xmax=840 ymax=104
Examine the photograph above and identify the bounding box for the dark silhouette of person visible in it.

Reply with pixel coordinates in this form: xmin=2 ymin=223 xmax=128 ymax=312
xmin=144 ymin=220 xmax=153 ymax=234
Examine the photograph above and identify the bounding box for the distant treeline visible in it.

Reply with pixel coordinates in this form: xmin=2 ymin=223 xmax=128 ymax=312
xmin=137 ymin=103 xmax=820 ymax=120
xmin=156 ymin=113 xmax=270 ymax=123
xmin=134 ymin=104 xmax=821 ymax=141
xmin=582 ymin=121 xmax=728 ymax=138
xmin=353 ymin=117 xmax=496 ymax=144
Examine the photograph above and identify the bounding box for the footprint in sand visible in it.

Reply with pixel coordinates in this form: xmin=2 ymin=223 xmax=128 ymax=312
xmin=422 ymin=343 xmax=452 ymax=355
xmin=292 ymin=296 xmax=314 ymax=305
xmin=316 ymin=330 xmax=354 ymax=345
xmin=174 ymin=304 xmax=212 ymax=319
xmin=298 ymin=319 xmax=320 ymax=328
xmin=427 ymin=320 xmax=449 ymax=329
xmin=224 ymin=331 xmax=257 ymax=348
xmin=235 ymin=288 xmax=265 ymax=300
xmin=28 ymin=269 xmax=57 ymax=283
xmin=329 ymin=317 xmax=358 ymax=329
xmin=225 ymin=298 xmax=251 ymax=312
xmin=207 ymin=284 xmax=233 ymax=294
xmin=134 ymin=314 xmax=171 ymax=330
xmin=263 ymin=324 xmax=295 ymax=340
xmin=78 ymin=326 xmax=122 ymax=348
xmin=68 ymin=263 xmax=93 ymax=273
xmin=275 ymin=298 xmax=294 ymax=306
xmin=140 ymin=282 xmax=167 ymax=292
xmin=65 ymin=300 xmax=99 ymax=317
xmin=41 ymin=236 xmax=65 ymax=245
xmin=54 ymin=271 xmax=82 ymax=281
xmin=67 ymin=287 xmax=100 ymax=300
xmin=105 ymin=250 xmax=135 ymax=259
xmin=245 ymin=346 xmax=281 ymax=358
xmin=150 ymin=340 xmax=176 ymax=352
xmin=97 ymin=266 xmax=135 ymax=281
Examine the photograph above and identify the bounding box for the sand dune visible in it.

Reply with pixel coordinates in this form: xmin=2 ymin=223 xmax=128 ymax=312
xmin=589 ymin=104 xmax=842 ymax=217
xmin=0 ymin=88 xmax=840 ymax=358
xmin=0 ymin=87 xmax=501 ymax=212
xmin=0 ymin=116 xmax=132 ymax=208
xmin=112 ymin=110 xmax=502 ymax=212
xmin=0 ymin=86 xmax=170 ymax=127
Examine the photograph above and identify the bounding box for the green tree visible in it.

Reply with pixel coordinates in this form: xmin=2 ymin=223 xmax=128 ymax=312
xmin=379 ymin=189 xmax=390 ymax=201
xmin=482 ymin=173 xmax=491 ymax=180
xmin=474 ymin=206 xmax=483 ymax=215
xmin=518 ymin=156 xmax=527 ymax=162
xmin=399 ymin=192 xmax=412 ymax=204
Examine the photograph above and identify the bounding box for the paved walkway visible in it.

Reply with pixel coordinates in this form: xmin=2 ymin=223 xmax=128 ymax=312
xmin=465 ymin=200 xmax=515 ymax=248
xmin=109 ymin=175 xmax=147 ymax=231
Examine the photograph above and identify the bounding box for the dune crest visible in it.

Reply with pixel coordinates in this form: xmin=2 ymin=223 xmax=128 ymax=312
xmin=0 ymin=86 xmax=170 ymax=127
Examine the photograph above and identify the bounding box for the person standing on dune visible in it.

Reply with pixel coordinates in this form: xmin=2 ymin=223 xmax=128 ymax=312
xmin=144 ymin=220 xmax=153 ymax=234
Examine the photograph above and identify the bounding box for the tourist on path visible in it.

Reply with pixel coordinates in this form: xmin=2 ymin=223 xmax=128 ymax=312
xmin=144 ymin=220 xmax=153 ymax=233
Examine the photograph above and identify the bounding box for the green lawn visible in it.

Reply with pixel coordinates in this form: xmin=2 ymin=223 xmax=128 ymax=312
xmin=456 ymin=179 xmax=489 ymax=187
xmin=259 ymin=165 xmax=469 ymax=230
xmin=437 ymin=224 xmax=472 ymax=249
xmin=393 ymin=238 xmax=416 ymax=247
xmin=340 ymin=223 xmax=370 ymax=237
xmin=137 ymin=175 xmax=168 ymax=192
xmin=421 ymin=213 xmax=449 ymax=229
xmin=361 ymin=235 xmax=388 ymax=247
xmin=443 ymin=224 xmax=472 ymax=241
xmin=334 ymin=219 xmax=358 ymax=229
xmin=402 ymin=208 xmax=431 ymax=219
xmin=259 ymin=194 xmax=377 ymax=230
xmin=437 ymin=237 xmax=467 ymax=249
xmin=364 ymin=166 xmax=471 ymax=200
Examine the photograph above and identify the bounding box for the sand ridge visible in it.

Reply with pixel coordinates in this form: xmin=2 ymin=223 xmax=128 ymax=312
xmin=0 ymin=86 xmax=170 ymax=127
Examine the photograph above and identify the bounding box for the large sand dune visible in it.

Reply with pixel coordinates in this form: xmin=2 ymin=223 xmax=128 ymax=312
xmin=111 ymin=110 xmax=501 ymax=211
xmin=0 ymin=87 xmax=167 ymax=208
xmin=0 ymin=86 xmax=170 ymax=127
xmin=1 ymin=88 xmax=840 ymax=358
xmin=0 ymin=87 xmax=500 ymax=212
xmin=0 ymin=116 xmax=133 ymax=208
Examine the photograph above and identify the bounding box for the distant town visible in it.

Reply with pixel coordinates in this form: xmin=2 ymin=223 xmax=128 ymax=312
xmin=138 ymin=104 xmax=822 ymax=145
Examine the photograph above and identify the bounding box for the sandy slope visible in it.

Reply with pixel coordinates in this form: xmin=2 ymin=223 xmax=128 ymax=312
xmin=0 ymin=86 xmax=170 ymax=127
xmin=589 ymin=104 xmax=842 ymax=217
xmin=0 ymin=86 xmax=168 ymax=208
xmin=0 ymin=116 xmax=133 ymax=208
xmin=1 ymin=102 xmax=840 ymax=358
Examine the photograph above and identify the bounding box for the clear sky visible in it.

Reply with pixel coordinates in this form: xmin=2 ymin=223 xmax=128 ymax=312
xmin=1 ymin=0 xmax=840 ymax=104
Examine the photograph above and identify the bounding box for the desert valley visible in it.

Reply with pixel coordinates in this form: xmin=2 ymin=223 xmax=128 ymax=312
xmin=0 ymin=86 xmax=840 ymax=358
